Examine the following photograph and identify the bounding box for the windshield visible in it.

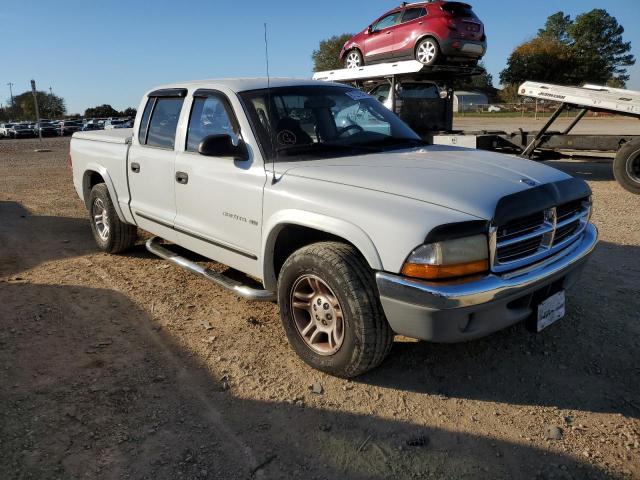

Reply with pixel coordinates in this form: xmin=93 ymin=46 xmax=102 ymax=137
xmin=238 ymin=85 xmax=423 ymax=160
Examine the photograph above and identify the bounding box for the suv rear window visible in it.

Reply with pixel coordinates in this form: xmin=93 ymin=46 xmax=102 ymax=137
xmin=441 ymin=2 xmax=476 ymax=18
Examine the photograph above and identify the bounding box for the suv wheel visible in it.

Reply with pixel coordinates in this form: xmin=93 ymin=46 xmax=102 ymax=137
xmin=89 ymin=183 xmax=138 ymax=253
xmin=278 ymin=242 xmax=394 ymax=378
xmin=344 ymin=50 xmax=364 ymax=69
xmin=416 ymin=38 xmax=440 ymax=65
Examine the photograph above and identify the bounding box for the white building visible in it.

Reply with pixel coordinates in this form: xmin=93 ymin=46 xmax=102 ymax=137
xmin=453 ymin=91 xmax=489 ymax=112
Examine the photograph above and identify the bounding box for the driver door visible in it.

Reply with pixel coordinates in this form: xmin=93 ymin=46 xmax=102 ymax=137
xmin=364 ymin=11 xmax=402 ymax=62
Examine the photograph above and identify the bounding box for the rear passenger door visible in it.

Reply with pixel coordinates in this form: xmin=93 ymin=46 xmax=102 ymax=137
xmin=128 ymin=89 xmax=186 ymax=242
xmin=394 ymin=6 xmax=427 ymax=57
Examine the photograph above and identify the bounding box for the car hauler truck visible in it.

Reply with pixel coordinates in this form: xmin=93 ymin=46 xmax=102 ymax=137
xmin=313 ymin=61 xmax=640 ymax=194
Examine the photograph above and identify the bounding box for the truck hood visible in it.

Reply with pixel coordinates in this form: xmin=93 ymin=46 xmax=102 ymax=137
xmin=277 ymin=145 xmax=572 ymax=220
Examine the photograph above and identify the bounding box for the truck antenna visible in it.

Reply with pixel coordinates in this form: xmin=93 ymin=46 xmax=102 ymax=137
xmin=264 ymin=22 xmax=278 ymax=184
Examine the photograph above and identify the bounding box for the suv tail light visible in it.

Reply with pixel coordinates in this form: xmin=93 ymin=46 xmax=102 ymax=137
xmin=446 ymin=18 xmax=458 ymax=30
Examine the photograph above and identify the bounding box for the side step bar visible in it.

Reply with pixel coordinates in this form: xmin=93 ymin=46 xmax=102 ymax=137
xmin=145 ymin=237 xmax=276 ymax=302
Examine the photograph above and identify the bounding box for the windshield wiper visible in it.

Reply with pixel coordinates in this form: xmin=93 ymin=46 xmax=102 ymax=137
xmin=357 ymin=137 xmax=428 ymax=151
xmin=275 ymin=143 xmax=382 ymax=156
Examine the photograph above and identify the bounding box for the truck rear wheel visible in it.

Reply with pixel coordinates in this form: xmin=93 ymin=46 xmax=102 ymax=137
xmin=614 ymin=140 xmax=640 ymax=194
xmin=88 ymin=183 xmax=138 ymax=253
xmin=277 ymin=241 xmax=393 ymax=378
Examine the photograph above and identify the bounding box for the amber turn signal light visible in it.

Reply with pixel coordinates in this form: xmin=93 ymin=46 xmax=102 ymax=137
xmin=401 ymin=259 xmax=489 ymax=280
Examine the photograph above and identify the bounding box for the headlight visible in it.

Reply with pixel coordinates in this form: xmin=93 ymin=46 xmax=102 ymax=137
xmin=401 ymin=234 xmax=489 ymax=280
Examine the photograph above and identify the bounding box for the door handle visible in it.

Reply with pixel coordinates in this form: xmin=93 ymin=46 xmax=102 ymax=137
xmin=175 ymin=171 xmax=189 ymax=184
xmin=386 ymin=31 xmax=392 ymax=35
xmin=130 ymin=162 xmax=140 ymax=173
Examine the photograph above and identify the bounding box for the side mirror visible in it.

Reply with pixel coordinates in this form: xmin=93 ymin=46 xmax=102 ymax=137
xmin=198 ymin=134 xmax=249 ymax=160
xmin=367 ymin=25 xmax=373 ymax=34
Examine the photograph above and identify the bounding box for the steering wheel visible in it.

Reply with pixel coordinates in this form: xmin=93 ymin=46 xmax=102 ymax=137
xmin=336 ymin=124 xmax=365 ymax=137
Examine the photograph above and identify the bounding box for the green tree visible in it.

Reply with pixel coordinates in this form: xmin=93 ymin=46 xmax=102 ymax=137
xmin=312 ymin=33 xmax=353 ymax=71
xmin=84 ymin=104 xmax=120 ymax=118
xmin=12 ymin=91 xmax=66 ymax=120
xmin=120 ymin=107 xmax=137 ymax=118
xmin=537 ymin=11 xmax=571 ymax=43
xmin=500 ymin=37 xmax=580 ymax=86
xmin=568 ymin=9 xmax=635 ymax=84
xmin=501 ymin=9 xmax=635 ymax=87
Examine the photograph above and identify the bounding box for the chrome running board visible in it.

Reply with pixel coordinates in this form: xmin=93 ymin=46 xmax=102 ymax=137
xmin=145 ymin=237 xmax=276 ymax=302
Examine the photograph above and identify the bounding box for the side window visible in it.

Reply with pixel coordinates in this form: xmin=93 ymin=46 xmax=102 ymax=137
xmin=370 ymin=84 xmax=390 ymax=103
xmin=146 ymin=97 xmax=184 ymax=149
xmin=137 ymin=98 xmax=154 ymax=144
xmin=186 ymin=95 xmax=236 ymax=152
xmin=402 ymin=7 xmax=426 ymax=23
xmin=372 ymin=12 xmax=401 ymax=31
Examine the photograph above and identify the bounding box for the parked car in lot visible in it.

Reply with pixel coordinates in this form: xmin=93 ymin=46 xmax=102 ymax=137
xmin=36 ymin=122 xmax=59 ymax=137
xmin=8 ymin=124 xmax=35 ymax=138
xmin=104 ymin=119 xmax=126 ymax=130
xmin=58 ymin=120 xmax=83 ymax=136
xmin=81 ymin=123 xmax=103 ymax=131
xmin=341 ymin=1 xmax=486 ymax=68
xmin=0 ymin=123 xmax=16 ymax=137
xmin=70 ymin=78 xmax=597 ymax=377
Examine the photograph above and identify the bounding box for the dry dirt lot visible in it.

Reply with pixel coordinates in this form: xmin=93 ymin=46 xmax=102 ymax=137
xmin=1 ymin=135 xmax=639 ymax=479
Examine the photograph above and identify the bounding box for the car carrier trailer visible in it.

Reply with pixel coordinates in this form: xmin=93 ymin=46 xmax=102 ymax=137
xmin=313 ymin=61 xmax=640 ymax=194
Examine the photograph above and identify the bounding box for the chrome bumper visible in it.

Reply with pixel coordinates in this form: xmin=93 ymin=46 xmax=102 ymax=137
xmin=375 ymin=223 xmax=598 ymax=342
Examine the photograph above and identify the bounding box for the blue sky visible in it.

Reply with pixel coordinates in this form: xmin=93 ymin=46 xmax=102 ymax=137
xmin=2 ymin=0 xmax=639 ymax=113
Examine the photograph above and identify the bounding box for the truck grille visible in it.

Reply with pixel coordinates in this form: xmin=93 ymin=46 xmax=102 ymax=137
xmin=491 ymin=197 xmax=591 ymax=272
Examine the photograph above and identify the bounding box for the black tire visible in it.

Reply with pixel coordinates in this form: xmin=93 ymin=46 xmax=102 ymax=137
xmin=415 ymin=37 xmax=440 ymax=65
xmin=88 ymin=183 xmax=138 ymax=253
xmin=613 ymin=140 xmax=640 ymax=194
xmin=344 ymin=49 xmax=364 ymax=69
xmin=277 ymin=241 xmax=394 ymax=378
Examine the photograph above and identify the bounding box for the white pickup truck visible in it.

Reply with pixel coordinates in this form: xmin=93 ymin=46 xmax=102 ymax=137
xmin=71 ymin=78 xmax=598 ymax=377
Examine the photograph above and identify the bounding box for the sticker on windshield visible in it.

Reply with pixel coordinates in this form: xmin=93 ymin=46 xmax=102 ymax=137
xmin=345 ymin=90 xmax=371 ymax=101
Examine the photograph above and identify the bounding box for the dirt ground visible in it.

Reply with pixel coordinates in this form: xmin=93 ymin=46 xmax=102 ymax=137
xmin=1 ymin=135 xmax=639 ymax=480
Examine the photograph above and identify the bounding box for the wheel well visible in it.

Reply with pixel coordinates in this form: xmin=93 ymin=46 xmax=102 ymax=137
xmin=271 ymin=225 xmax=362 ymax=283
xmin=414 ymin=35 xmax=440 ymax=55
xmin=82 ymin=170 xmax=105 ymax=208
xmin=343 ymin=47 xmax=362 ymax=60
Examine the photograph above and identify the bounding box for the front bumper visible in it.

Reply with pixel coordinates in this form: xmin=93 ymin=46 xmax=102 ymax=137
xmin=376 ymin=223 xmax=598 ymax=342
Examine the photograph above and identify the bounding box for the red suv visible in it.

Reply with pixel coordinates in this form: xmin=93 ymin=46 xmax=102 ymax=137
xmin=340 ymin=1 xmax=486 ymax=68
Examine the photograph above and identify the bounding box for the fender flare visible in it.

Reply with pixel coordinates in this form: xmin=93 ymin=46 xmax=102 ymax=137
xmin=82 ymin=163 xmax=127 ymax=223
xmin=261 ymin=209 xmax=383 ymax=291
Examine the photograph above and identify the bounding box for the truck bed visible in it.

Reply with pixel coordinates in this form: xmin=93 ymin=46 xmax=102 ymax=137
xmin=73 ymin=128 xmax=133 ymax=144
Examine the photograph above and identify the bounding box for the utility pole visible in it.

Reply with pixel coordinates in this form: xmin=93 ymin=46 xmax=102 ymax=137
xmin=31 ymin=80 xmax=43 ymax=143
xmin=7 ymin=82 xmax=14 ymax=105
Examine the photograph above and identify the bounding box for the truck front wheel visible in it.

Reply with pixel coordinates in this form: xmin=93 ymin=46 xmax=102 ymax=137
xmin=88 ymin=183 xmax=138 ymax=253
xmin=277 ymin=242 xmax=394 ymax=378
xmin=614 ymin=140 xmax=640 ymax=194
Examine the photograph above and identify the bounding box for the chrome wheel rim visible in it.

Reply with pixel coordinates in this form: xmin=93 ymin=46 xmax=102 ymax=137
xmin=346 ymin=51 xmax=361 ymax=69
xmin=291 ymin=274 xmax=345 ymax=356
xmin=92 ymin=198 xmax=110 ymax=241
xmin=417 ymin=40 xmax=436 ymax=64
xmin=626 ymin=152 xmax=640 ymax=184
